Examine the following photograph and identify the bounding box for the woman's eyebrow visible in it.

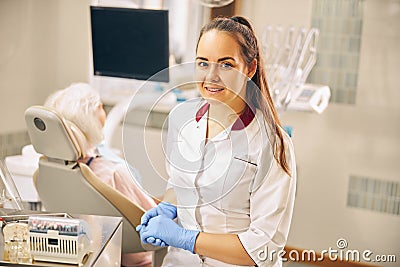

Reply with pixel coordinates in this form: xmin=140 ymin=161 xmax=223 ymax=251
xmin=196 ymin=56 xmax=208 ymax=61
xmin=217 ymin=56 xmax=236 ymax=62
xmin=195 ymin=56 xmax=236 ymax=62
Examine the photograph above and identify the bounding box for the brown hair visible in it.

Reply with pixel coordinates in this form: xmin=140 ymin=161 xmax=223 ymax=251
xmin=196 ymin=16 xmax=291 ymax=176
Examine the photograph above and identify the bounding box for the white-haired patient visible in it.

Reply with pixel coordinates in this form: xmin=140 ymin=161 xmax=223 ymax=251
xmin=44 ymin=82 xmax=156 ymax=267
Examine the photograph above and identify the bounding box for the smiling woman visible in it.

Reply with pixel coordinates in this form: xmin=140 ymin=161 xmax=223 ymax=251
xmin=195 ymin=30 xmax=251 ymax=120
xmin=194 ymin=32 xmax=254 ymax=140
xmin=136 ymin=16 xmax=297 ymax=267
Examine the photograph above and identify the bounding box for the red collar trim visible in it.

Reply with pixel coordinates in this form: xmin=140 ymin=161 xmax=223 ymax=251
xmin=231 ymin=105 xmax=255 ymax=130
xmin=195 ymin=102 xmax=255 ymax=131
xmin=195 ymin=103 xmax=210 ymax=122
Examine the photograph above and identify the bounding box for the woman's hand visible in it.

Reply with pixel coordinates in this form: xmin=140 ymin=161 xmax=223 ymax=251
xmin=137 ymin=215 xmax=200 ymax=253
xmin=136 ymin=202 xmax=177 ymax=230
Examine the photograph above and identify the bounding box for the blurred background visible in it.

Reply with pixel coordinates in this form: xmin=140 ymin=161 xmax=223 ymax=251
xmin=0 ymin=0 xmax=399 ymax=266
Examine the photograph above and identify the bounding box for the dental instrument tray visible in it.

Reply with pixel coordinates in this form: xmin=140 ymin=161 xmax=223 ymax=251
xmin=28 ymin=215 xmax=91 ymax=265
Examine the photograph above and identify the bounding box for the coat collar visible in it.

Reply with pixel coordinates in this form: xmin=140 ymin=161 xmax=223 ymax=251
xmin=195 ymin=102 xmax=255 ymax=131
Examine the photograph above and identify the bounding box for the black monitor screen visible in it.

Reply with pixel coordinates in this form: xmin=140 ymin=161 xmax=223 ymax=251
xmin=90 ymin=6 xmax=169 ymax=82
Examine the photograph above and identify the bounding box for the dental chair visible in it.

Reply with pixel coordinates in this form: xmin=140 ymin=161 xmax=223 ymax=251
xmin=24 ymin=105 xmax=167 ymax=267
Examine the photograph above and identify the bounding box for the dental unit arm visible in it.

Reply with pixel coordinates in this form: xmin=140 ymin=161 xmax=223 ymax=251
xmin=262 ymin=25 xmax=331 ymax=114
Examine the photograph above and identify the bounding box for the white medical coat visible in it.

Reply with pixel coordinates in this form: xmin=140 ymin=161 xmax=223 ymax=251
xmin=162 ymin=99 xmax=296 ymax=267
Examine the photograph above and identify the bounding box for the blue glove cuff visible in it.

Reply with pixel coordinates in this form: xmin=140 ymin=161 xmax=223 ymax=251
xmin=182 ymin=229 xmax=200 ymax=254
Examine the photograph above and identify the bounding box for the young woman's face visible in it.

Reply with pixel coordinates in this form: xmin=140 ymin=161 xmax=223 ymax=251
xmin=195 ymin=30 xmax=252 ymax=110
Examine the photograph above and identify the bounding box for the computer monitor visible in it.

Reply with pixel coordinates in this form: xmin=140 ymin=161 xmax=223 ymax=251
xmin=90 ymin=6 xmax=169 ymax=82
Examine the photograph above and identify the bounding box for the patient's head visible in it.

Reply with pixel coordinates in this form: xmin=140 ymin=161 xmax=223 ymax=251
xmin=44 ymin=83 xmax=106 ymax=146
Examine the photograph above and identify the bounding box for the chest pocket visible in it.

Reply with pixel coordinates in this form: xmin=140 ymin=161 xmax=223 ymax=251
xmin=220 ymin=156 xmax=258 ymax=214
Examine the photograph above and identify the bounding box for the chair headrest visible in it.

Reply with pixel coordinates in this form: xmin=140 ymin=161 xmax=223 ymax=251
xmin=25 ymin=106 xmax=88 ymax=161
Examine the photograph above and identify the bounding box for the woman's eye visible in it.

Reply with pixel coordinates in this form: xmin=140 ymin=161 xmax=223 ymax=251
xmin=220 ymin=62 xmax=233 ymax=69
xmin=197 ymin=61 xmax=208 ymax=68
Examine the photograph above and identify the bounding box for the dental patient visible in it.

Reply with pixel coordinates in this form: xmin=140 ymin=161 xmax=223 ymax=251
xmin=44 ymin=83 xmax=155 ymax=267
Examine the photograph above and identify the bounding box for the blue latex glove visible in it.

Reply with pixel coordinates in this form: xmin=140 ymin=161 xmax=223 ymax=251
xmin=136 ymin=202 xmax=177 ymax=232
xmin=144 ymin=236 xmax=167 ymax=247
xmin=137 ymin=215 xmax=200 ymax=253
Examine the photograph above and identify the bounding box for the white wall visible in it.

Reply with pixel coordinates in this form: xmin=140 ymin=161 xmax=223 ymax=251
xmin=0 ymin=0 xmax=90 ymax=134
xmin=239 ymin=0 xmax=313 ymax=36
xmin=240 ymin=0 xmax=400 ymax=265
